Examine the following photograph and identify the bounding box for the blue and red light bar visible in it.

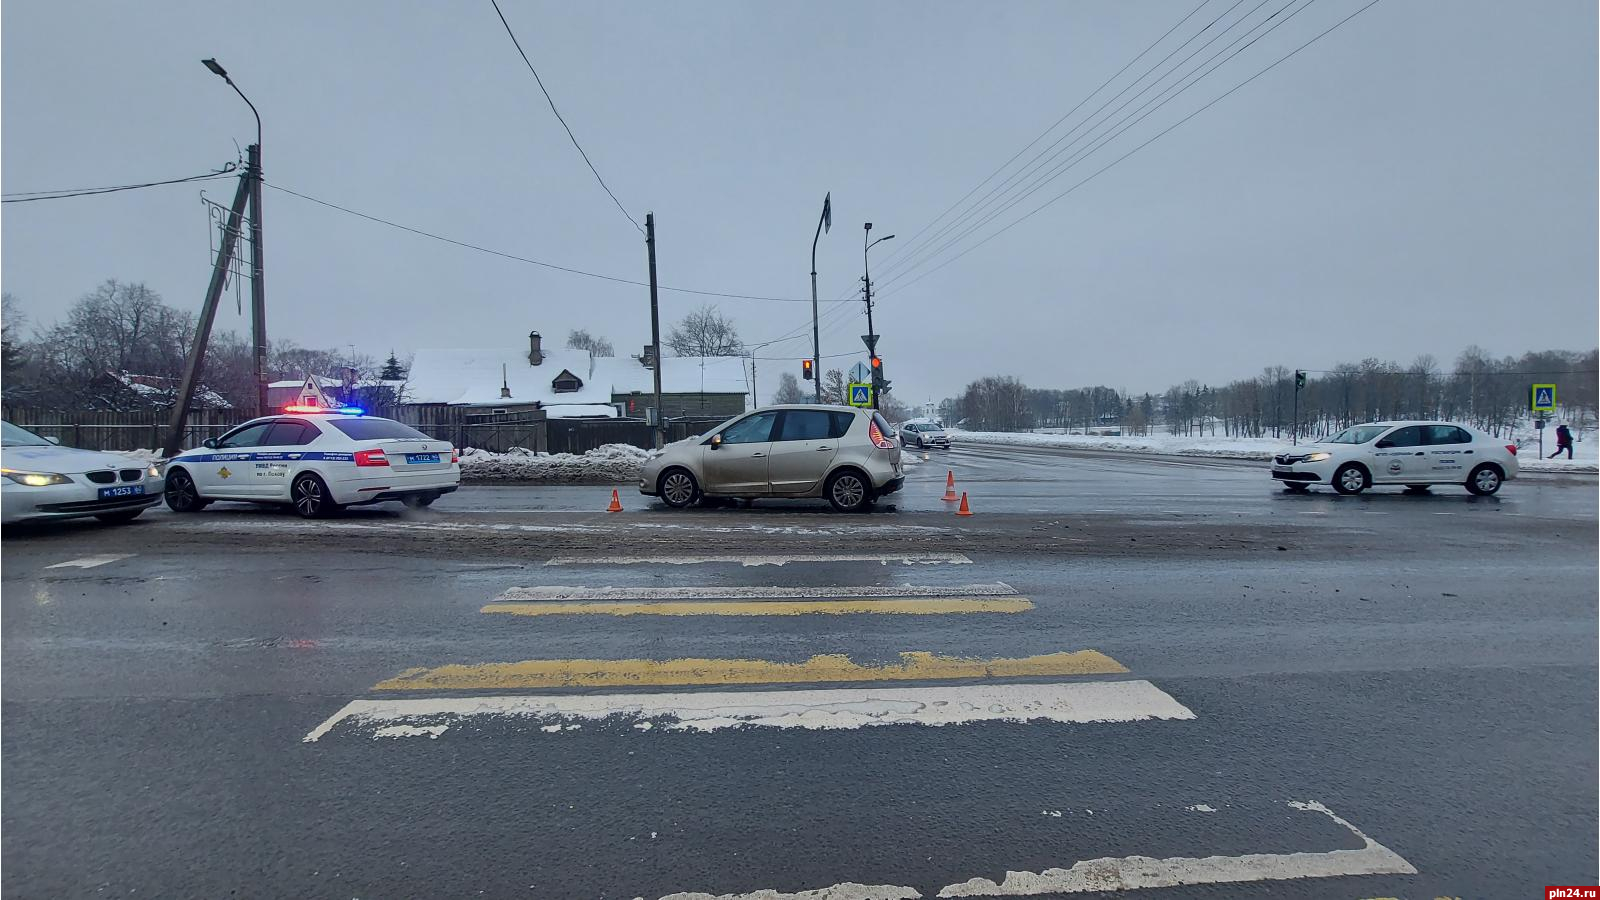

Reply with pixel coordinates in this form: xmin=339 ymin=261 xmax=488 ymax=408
xmin=283 ymin=404 xmax=364 ymax=415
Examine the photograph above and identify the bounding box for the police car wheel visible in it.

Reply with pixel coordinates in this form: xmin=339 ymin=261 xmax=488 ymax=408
xmin=163 ymin=469 xmax=208 ymax=512
xmin=292 ymin=473 xmax=341 ymax=519
xmin=1466 ymin=464 xmax=1502 ymax=496
xmin=1332 ymin=463 xmax=1369 ymax=495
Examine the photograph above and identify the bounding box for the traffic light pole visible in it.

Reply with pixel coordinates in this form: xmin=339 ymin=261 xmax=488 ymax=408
xmin=863 ymin=229 xmax=878 ymax=410
xmin=1292 ymin=369 xmax=1304 ymax=445
xmin=810 ymin=193 xmax=829 ymax=405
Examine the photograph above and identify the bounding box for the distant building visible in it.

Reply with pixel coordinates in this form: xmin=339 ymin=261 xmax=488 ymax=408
xmin=266 ymin=373 xmax=405 ymax=413
xmin=102 ymin=371 xmax=232 ymax=410
xmin=403 ymin=331 xmax=750 ymax=420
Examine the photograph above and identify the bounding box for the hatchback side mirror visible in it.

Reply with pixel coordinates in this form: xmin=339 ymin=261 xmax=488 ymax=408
xmin=202 ymin=438 xmax=220 ymax=450
xmin=709 ymin=434 xmax=723 ymax=450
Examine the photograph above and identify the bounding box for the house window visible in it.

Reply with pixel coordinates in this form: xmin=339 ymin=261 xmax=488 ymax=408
xmin=551 ymin=369 xmax=583 ymax=393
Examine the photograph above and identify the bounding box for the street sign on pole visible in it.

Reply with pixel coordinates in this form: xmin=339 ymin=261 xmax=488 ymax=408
xmin=1532 ymin=383 xmax=1556 ymax=414
xmin=849 ymin=361 xmax=872 ymax=383
xmin=847 ymin=383 xmax=873 ymax=407
xmin=861 ymin=334 xmax=878 ymax=354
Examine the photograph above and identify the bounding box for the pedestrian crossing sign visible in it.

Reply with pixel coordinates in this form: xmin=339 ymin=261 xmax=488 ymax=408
xmin=1532 ymin=383 xmax=1556 ymax=413
xmin=847 ymin=383 xmax=873 ymax=407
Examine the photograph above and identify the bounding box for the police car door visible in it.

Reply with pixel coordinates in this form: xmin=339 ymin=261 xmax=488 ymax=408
xmin=1371 ymin=425 xmax=1425 ymax=483
xmin=194 ymin=420 xmax=274 ymax=499
xmin=251 ymin=419 xmax=319 ymax=500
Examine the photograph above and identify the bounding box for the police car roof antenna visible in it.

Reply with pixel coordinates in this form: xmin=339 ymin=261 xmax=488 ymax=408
xmin=163 ymin=164 xmax=252 ymax=458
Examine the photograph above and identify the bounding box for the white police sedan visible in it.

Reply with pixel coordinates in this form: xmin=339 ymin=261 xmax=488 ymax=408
xmin=2 ymin=421 xmax=164 ymax=524
xmin=1272 ymin=421 xmax=1519 ymax=495
xmin=163 ymin=406 xmax=460 ymax=518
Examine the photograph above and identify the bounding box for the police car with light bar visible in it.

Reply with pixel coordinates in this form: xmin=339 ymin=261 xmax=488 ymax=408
xmin=163 ymin=405 xmax=460 ymax=518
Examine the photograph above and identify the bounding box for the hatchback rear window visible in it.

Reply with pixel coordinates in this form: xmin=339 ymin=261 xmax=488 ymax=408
xmin=327 ymin=417 xmax=432 ymax=441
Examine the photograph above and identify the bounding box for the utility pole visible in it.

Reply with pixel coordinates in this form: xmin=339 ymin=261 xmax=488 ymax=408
xmin=749 ymin=352 xmax=757 ymax=408
xmin=247 ymin=143 xmax=267 ymax=416
xmin=810 ymin=193 xmax=831 ymax=405
xmin=163 ymin=169 xmax=251 ymax=457
xmin=646 ymin=212 xmax=664 ymax=449
xmin=863 ymin=223 xmax=894 ymax=410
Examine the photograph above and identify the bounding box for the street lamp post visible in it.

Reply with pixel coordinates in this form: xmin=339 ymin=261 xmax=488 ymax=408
xmin=809 ymin=193 xmax=831 ymax=405
xmin=863 ymin=223 xmax=894 ymax=409
xmin=202 ymin=58 xmax=268 ymax=417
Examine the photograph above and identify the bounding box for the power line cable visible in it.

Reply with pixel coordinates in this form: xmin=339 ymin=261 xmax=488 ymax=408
xmin=878 ymin=0 xmax=1271 ymax=284
xmin=2 ymin=168 xmax=238 ymax=203
xmin=489 ymin=0 xmax=644 ymax=237
xmin=264 ymin=181 xmax=831 ymax=303
xmin=880 ymin=0 xmax=1379 ymax=299
xmin=872 ymin=0 xmax=1214 ymax=273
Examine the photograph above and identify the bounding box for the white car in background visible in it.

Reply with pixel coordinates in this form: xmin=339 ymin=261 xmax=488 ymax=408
xmin=163 ymin=407 xmax=460 ymax=518
xmin=1 ymin=421 xmax=163 ymax=525
xmin=899 ymin=419 xmax=951 ymax=450
xmin=1271 ymin=421 xmax=1519 ymax=495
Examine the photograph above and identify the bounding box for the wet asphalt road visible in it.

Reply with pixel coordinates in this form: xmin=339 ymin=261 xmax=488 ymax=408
xmin=2 ymin=444 xmax=1595 ymax=898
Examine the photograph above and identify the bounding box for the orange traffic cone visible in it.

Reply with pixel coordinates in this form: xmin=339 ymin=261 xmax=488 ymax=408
xmin=956 ymin=492 xmax=973 ymax=516
xmin=942 ymin=471 xmax=959 ymax=502
xmin=606 ymin=489 xmax=623 ymax=512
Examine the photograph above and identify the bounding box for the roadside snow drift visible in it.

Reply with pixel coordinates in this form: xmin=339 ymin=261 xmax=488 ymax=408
xmin=458 ymin=444 xmax=654 ymax=484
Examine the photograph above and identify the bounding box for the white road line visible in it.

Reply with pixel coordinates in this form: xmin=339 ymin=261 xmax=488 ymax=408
xmin=657 ymin=801 xmax=1413 ymax=900
xmin=45 ymin=553 xmax=134 ymax=569
xmin=936 ymin=801 xmax=1416 ymax=896
xmin=496 ymin=583 xmax=1017 ymax=602
xmin=301 ymin=680 xmax=1194 ymax=742
xmin=544 ymin=552 xmax=973 ymax=568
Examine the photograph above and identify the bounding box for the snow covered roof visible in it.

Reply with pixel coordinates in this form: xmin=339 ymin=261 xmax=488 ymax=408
xmin=405 ymin=348 xmax=613 ymax=407
xmin=406 ymin=348 xmax=751 ymax=407
xmin=591 ymin=355 xmax=750 ymax=396
xmin=109 ymin=371 xmax=232 ymax=409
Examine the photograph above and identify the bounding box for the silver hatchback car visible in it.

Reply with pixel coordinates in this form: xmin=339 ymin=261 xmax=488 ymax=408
xmin=640 ymin=405 xmax=904 ymax=511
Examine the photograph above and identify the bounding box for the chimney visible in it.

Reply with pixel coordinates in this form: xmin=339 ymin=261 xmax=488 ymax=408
xmin=641 ymin=344 xmax=657 ymax=369
xmin=500 ymin=363 xmax=511 ymax=399
xmin=528 ymin=331 xmax=543 ymax=366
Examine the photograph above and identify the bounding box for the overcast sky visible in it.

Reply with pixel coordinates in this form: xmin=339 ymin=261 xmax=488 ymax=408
xmin=3 ymin=0 xmax=1595 ymax=403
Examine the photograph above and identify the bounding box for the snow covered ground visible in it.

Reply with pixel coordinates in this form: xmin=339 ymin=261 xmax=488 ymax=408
xmin=950 ymin=430 xmax=1597 ymax=474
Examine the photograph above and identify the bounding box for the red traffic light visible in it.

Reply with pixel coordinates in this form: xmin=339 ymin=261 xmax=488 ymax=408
xmin=870 ymin=356 xmax=882 ymax=369
xmin=802 ymin=359 xmax=814 ymax=380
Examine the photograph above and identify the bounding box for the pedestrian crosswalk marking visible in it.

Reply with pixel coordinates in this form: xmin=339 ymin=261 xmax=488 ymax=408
xmin=371 ymin=650 xmax=1128 ymax=692
xmin=543 ymin=552 xmax=973 ymax=567
xmin=483 ymin=597 xmax=1033 ymax=617
xmin=494 ymin=583 xmax=1018 ymax=603
xmin=303 ymin=679 xmax=1188 ymax=742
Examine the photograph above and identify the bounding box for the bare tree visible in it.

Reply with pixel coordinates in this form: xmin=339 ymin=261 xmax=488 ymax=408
xmin=666 ymin=305 xmax=744 ymax=357
xmin=771 ymin=371 xmax=805 ymax=404
xmin=566 ymin=329 xmax=614 ymax=357
xmin=821 ymin=368 xmax=847 ymax=404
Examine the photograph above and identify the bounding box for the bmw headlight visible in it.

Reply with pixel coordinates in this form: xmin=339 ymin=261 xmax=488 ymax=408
xmin=147 ymin=465 xmax=162 ymax=478
xmin=1303 ymin=452 xmax=1332 ymax=463
xmin=1 ymin=469 xmax=72 ymax=486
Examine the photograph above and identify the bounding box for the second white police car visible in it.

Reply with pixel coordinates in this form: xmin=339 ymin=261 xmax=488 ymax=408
xmin=1271 ymin=420 xmax=1519 ymax=496
xmin=163 ymin=405 xmax=460 ymax=518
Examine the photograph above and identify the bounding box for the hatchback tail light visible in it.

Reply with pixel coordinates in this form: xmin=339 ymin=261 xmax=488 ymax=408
xmin=868 ymin=420 xmax=895 ymax=450
xmin=354 ymin=448 xmax=389 ymax=467
xmin=1505 ymin=444 xmax=1518 ymax=456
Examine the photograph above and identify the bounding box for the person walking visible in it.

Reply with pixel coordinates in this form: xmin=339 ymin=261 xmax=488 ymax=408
xmin=1548 ymin=423 xmax=1574 ymax=459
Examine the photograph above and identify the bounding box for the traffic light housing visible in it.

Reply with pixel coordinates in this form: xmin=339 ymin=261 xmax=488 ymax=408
xmin=802 ymin=359 xmax=814 ymax=380
xmin=1294 ymin=370 xmax=1306 ymax=391
xmin=870 ymin=356 xmax=889 ymax=399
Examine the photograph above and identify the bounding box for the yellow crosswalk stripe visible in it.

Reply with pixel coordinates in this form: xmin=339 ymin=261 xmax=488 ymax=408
xmin=480 ymin=597 xmax=1034 ymax=617
xmin=373 ymin=650 xmax=1128 ymax=692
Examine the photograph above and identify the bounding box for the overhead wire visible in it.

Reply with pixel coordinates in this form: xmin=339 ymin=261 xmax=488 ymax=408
xmin=489 ymin=0 xmax=645 ymax=236
xmin=875 ymin=0 xmax=1231 ymax=279
xmin=264 ymin=181 xmax=833 ymax=304
xmin=2 ymin=168 xmax=239 ymax=203
xmin=878 ymin=0 xmax=1276 ymax=285
xmin=879 ymin=0 xmax=1381 ymax=299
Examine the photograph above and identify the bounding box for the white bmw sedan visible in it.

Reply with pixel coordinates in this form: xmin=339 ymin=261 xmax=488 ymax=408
xmin=1 ymin=421 xmax=163 ymax=524
xmin=1271 ymin=421 xmax=1519 ymax=495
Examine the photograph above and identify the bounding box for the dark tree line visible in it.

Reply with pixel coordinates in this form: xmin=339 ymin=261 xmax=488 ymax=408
xmin=2 ymin=281 xmax=402 ymax=414
xmin=943 ymin=347 xmax=1599 ymax=439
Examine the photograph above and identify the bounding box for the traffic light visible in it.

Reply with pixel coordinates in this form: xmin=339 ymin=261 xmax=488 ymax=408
xmin=870 ymin=356 xmax=889 ymax=398
xmin=802 ymin=359 xmax=814 ymax=380
xmin=1294 ymin=370 xmax=1306 ymax=391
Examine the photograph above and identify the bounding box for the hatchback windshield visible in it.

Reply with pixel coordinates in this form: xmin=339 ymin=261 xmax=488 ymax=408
xmin=1 ymin=421 xmax=52 ymax=447
xmin=1322 ymin=425 xmax=1389 ymax=444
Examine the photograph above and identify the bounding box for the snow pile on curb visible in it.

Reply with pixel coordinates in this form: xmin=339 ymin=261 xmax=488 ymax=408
xmin=950 ymin=430 xmax=1598 ymax=474
xmin=459 ymin=444 xmax=655 ymax=484
xmin=114 ymin=449 xmax=164 ymax=465
xmin=949 ymin=430 xmax=1278 ymax=460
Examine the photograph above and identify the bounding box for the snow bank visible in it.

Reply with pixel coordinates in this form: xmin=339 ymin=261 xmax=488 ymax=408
xmin=114 ymin=449 xmax=165 ymax=465
xmin=951 ymin=430 xmax=1598 ymax=474
xmin=459 ymin=443 xmax=654 ymax=484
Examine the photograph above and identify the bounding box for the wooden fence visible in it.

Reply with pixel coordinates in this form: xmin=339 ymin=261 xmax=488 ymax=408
xmin=5 ymin=408 xmax=245 ymax=452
